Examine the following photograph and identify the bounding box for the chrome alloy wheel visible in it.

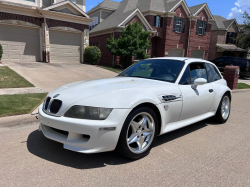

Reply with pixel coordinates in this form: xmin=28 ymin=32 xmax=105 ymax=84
xmin=221 ymin=96 xmax=230 ymax=120
xmin=126 ymin=112 xmax=155 ymax=154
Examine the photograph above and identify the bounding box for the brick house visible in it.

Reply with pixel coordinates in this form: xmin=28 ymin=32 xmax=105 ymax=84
xmin=0 ymin=0 xmax=92 ymax=63
xmin=208 ymin=15 xmax=248 ymax=60
xmin=88 ymin=0 xmax=215 ymax=66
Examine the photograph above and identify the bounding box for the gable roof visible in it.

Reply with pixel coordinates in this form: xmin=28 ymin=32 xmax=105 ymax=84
xmin=91 ymin=0 xmax=154 ymax=33
xmin=212 ymin=15 xmax=236 ymax=31
xmin=43 ymin=0 xmax=89 ymax=18
xmin=87 ymin=0 xmax=120 ymax=14
xmin=189 ymin=3 xmax=205 ymax=15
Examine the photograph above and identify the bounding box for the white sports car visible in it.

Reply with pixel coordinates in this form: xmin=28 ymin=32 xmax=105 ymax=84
xmin=39 ymin=57 xmax=231 ymax=160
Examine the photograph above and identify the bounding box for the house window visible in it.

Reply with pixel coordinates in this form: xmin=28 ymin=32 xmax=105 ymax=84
xmin=89 ymin=17 xmax=99 ymax=31
xmin=226 ymin=32 xmax=237 ymax=44
xmin=196 ymin=20 xmax=208 ymax=35
xmin=173 ymin=17 xmax=186 ymax=33
xmin=154 ymin=16 xmax=163 ymax=28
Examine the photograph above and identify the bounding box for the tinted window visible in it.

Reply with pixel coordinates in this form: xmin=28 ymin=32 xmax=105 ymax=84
xmin=119 ymin=59 xmax=185 ymax=83
xmin=224 ymin=59 xmax=236 ymax=65
xmin=206 ymin=63 xmax=221 ymax=82
xmin=189 ymin=63 xmax=208 ymax=84
xmin=179 ymin=66 xmax=191 ymax=85
xmin=216 ymin=58 xmax=224 ymax=63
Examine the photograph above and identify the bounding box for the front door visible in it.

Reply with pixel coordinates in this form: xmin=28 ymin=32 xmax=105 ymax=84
xmin=178 ymin=63 xmax=215 ymax=120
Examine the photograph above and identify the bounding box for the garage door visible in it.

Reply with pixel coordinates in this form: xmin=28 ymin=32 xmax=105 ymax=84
xmin=49 ymin=30 xmax=81 ymax=63
xmin=0 ymin=24 xmax=40 ymax=62
xmin=168 ymin=49 xmax=184 ymax=57
xmin=191 ymin=50 xmax=205 ymax=59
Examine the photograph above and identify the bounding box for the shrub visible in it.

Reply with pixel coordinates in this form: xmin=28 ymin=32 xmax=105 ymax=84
xmin=84 ymin=46 xmax=101 ymax=65
xmin=0 ymin=44 xmax=3 ymax=61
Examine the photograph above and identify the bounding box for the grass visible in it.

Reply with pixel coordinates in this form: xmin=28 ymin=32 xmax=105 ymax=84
xmin=237 ymin=83 xmax=250 ymax=89
xmin=0 ymin=66 xmax=34 ymax=88
xmin=0 ymin=93 xmax=47 ymax=117
xmin=100 ymin=66 xmax=124 ymax=74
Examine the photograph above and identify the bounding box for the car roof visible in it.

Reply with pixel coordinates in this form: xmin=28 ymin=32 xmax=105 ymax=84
xmin=147 ymin=57 xmax=213 ymax=64
xmin=218 ymin=56 xmax=248 ymax=60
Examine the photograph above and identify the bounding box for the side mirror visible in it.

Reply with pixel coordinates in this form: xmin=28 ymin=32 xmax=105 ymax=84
xmin=191 ymin=78 xmax=207 ymax=89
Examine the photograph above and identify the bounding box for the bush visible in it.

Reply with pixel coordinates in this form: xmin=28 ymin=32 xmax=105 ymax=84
xmin=0 ymin=44 xmax=3 ymax=61
xmin=84 ymin=46 xmax=101 ymax=65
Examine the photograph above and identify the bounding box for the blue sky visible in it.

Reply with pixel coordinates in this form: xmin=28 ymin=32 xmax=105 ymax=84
xmin=86 ymin=0 xmax=250 ymax=24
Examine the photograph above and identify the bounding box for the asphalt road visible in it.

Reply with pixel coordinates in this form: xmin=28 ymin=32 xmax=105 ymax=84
xmin=0 ymin=90 xmax=250 ymax=186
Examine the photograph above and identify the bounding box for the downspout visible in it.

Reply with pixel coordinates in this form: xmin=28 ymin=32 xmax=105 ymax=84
xmin=186 ymin=16 xmax=192 ymax=57
xmin=112 ymin=30 xmax=115 ymax=66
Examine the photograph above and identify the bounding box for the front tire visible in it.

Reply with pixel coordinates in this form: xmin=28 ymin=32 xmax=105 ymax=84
xmin=214 ymin=93 xmax=231 ymax=123
xmin=116 ymin=107 xmax=158 ymax=160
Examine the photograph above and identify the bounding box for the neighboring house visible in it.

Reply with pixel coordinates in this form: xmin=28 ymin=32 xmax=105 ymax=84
xmin=208 ymin=15 xmax=248 ymax=60
xmin=0 ymin=0 xmax=92 ymax=63
xmin=88 ymin=0 xmax=215 ymax=66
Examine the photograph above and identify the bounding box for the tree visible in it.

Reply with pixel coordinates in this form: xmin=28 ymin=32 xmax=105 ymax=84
xmin=107 ymin=21 xmax=151 ymax=68
xmin=84 ymin=46 xmax=101 ymax=65
xmin=0 ymin=44 xmax=3 ymax=61
xmin=237 ymin=8 xmax=250 ymax=49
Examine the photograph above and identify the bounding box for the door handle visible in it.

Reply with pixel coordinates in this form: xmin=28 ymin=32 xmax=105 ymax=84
xmin=209 ymin=89 xmax=214 ymax=93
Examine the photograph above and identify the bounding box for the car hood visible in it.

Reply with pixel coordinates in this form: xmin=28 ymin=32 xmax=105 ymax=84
xmin=48 ymin=77 xmax=172 ymax=101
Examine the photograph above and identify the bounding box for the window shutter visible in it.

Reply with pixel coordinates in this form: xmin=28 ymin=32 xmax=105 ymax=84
xmin=204 ymin=21 xmax=207 ymax=36
xmin=173 ymin=17 xmax=177 ymax=32
xmin=182 ymin=18 xmax=186 ymax=33
xmin=160 ymin=17 xmax=163 ymax=28
xmin=196 ymin=20 xmax=200 ymax=35
xmin=154 ymin=16 xmax=156 ymax=27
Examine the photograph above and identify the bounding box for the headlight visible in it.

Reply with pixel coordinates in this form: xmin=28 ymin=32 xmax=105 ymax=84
xmin=64 ymin=106 xmax=113 ymax=120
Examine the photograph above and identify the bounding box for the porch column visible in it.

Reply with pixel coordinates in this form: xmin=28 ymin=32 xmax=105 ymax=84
xmin=82 ymin=29 xmax=89 ymax=63
xmin=42 ymin=19 xmax=50 ymax=63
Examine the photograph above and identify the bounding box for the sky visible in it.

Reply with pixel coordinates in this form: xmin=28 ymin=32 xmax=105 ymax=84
xmin=86 ymin=0 xmax=250 ymax=24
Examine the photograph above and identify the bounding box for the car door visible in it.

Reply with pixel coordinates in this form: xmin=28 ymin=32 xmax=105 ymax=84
xmin=178 ymin=63 xmax=215 ymax=120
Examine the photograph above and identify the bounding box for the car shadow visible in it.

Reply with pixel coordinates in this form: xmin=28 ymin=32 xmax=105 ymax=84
xmin=27 ymin=119 xmax=219 ymax=169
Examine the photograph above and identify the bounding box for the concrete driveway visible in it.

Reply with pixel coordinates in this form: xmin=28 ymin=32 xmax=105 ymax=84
xmin=3 ymin=61 xmax=118 ymax=92
xmin=0 ymin=90 xmax=250 ymax=186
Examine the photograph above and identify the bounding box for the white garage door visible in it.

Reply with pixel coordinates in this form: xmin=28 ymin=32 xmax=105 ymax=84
xmin=50 ymin=30 xmax=81 ymax=63
xmin=191 ymin=50 xmax=205 ymax=59
xmin=168 ymin=49 xmax=184 ymax=57
xmin=0 ymin=24 xmax=40 ymax=62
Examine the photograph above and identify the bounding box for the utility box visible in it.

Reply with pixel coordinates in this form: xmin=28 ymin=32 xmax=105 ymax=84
xmin=223 ymin=66 xmax=240 ymax=90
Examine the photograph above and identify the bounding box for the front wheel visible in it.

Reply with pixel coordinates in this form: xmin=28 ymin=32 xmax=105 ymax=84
xmin=214 ymin=94 xmax=231 ymax=123
xmin=116 ymin=107 xmax=158 ymax=160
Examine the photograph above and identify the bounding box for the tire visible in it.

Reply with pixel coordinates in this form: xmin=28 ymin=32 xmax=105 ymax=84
xmin=214 ymin=93 xmax=231 ymax=124
xmin=116 ymin=107 xmax=158 ymax=160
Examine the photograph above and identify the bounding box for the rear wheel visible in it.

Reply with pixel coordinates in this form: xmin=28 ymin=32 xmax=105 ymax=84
xmin=214 ymin=94 xmax=231 ymax=123
xmin=116 ymin=107 xmax=158 ymax=160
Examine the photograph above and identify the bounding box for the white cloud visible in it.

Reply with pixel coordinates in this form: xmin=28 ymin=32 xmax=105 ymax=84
xmin=228 ymin=0 xmax=250 ymax=24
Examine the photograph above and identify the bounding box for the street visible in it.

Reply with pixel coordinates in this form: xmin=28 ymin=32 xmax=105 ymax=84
xmin=0 ymin=90 xmax=250 ymax=186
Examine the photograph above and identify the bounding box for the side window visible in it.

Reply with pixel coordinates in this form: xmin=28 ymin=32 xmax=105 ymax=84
xmin=216 ymin=57 xmax=224 ymax=63
xmin=179 ymin=66 xmax=191 ymax=85
xmin=236 ymin=59 xmax=247 ymax=67
xmin=189 ymin=63 xmax=208 ymax=84
xmin=206 ymin=63 xmax=221 ymax=82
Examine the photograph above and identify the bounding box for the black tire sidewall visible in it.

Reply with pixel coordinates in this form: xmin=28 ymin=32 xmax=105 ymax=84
xmin=116 ymin=107 xmax=159 ymax=160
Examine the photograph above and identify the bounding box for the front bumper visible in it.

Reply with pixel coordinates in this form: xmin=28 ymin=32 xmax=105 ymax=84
xmin=38 ymin=105 xmax=131 ymax=153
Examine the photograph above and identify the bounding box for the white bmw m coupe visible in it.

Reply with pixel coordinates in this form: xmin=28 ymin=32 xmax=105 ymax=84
xmin=39 ymin=57 xmax=231 ymax=160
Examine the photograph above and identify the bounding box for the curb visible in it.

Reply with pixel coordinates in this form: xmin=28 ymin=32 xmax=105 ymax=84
xmin=232 ymin=89 xmax=250 ymax=93
xmin=0 ymin=114 xmax=39 ymax=128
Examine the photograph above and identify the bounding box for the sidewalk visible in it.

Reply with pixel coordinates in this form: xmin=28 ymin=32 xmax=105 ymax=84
xmin=0 ymin=87 xmax=47 ymax=95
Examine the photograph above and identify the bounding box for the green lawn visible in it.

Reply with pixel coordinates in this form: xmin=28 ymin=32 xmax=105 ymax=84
xmin=100 ymin=66 xmax=124 ymax=74
xmin=0 ymin=66 xmax=34 ymax=88
xmin=0 ymin=93 xmax=47 ymax=117
xmin=237 ymin=83 xmax=250 ymax=89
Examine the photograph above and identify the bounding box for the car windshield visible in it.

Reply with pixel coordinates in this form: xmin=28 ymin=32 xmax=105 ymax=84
xmin=119 ymin=59 xmax=185 ymax=83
